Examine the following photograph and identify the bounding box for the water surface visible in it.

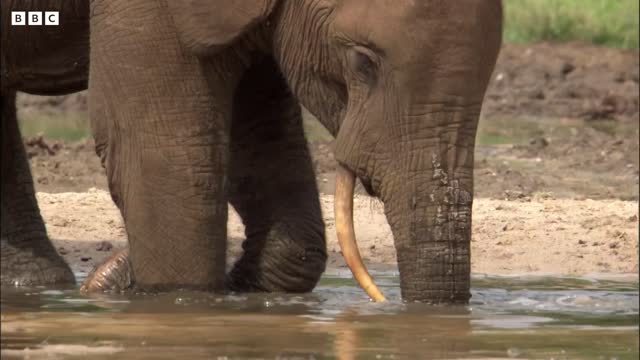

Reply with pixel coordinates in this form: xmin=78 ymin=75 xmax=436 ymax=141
xmin=2 ymin=272 xmax=638 ymax=359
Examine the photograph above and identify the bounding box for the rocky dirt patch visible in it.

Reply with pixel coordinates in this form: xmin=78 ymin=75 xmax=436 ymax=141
xmin=484 ymin=42 xmax=639 ymax=122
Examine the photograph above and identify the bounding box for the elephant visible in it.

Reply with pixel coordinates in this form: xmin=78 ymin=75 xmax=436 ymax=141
xmin=1 ymin=0 xmax=89 ymax=286
xmin=83 ymin=0 xmax=503 ymax=304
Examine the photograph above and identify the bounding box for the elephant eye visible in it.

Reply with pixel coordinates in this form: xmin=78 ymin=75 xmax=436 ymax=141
xmin=348 ymin=47 xmax=378 ymax=82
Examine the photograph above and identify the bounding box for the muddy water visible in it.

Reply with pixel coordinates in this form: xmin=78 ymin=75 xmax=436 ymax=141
xmin=1 ymin=272 xmax=638 ymax=359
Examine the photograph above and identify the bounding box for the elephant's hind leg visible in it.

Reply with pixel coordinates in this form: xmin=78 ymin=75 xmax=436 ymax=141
xmin=227 ymin=57 xmax=327 ymax=293
xmin=1 ymin=91 xmax=75 ymax=285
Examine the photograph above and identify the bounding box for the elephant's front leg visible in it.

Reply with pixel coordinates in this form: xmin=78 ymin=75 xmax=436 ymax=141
xmin=83 ymin=0 xmax=230 ymax=292
xmin=226 ymin=57 xmax=327 ymax=293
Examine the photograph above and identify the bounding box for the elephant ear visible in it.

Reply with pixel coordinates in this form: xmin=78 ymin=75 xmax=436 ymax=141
xmin=168 ymin=0 xmax=277 ymax=56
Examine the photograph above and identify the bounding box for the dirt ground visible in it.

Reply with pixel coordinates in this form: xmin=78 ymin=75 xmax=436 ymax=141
xmin=15 ymin=42 xmax=640 ymax=278
xmin=484 ymin=42 xmax=639 ymax=123
xmin=38 ymin=189 xmax=638 ymax=279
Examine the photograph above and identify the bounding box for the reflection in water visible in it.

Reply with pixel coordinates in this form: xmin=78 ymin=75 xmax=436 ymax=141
xmin=335 ymin=316 xmax=357 ymax=360
xmin=1 ymin=274 xmax=638 ymax=359
xmin=332 ymin=307 xmax=474 ymax=359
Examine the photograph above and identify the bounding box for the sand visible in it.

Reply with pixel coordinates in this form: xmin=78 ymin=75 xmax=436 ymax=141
xmin=36 ymin=189 xmax=639 ymax=280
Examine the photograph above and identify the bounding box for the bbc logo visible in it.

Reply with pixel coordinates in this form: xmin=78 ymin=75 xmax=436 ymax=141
xmin=11 ymin=11 xmax=59 ymax=26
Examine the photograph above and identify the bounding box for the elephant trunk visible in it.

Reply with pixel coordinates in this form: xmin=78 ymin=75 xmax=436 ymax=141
xmin=337 ymin=165 xmax=474 ymax=304
xmin=335 ymin=106 xmax=478 ymax=304
xmin=387 ymin=174 xmax=473 ymax=304
xmin=384 ymin=115 xmax=476 ymax=303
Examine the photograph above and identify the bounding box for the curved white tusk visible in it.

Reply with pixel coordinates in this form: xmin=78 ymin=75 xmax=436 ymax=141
xmin=334 ymin=164 xmax=386 ymax=302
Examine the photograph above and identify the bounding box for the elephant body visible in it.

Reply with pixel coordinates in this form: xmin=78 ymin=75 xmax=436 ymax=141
xmin=87 ymin=0 xmax=503 ymax=303
xmin=1 ymin=0 xmax=89 ymax=285
xmin=2 ymin=0 xmax=503 ymax=304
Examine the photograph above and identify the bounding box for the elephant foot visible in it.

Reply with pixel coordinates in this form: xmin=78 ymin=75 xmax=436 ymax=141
xmin=226 ymin=223 xmax=327 ymax=293
xmin=1 ymin=236 xmax=75 ymax=286
xmin=80 ymin=248 xmax=132 ymax=293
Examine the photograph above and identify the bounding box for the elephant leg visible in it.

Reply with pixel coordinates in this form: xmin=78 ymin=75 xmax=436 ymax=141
xmin=1 ymin=91 xmax=75 ymax=285
xmin=84 ymin=0 xmax=232 ymax=292
xmin=226 ymin=57 xmax=327 ymax=293
xmin=80 ymin=248 xmax=131 ymax=292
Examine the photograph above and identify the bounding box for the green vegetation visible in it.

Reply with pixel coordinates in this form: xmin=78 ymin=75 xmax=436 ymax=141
xmin=476 ymin=116 xmax=544 ymax=145
xmin=504 ymin=0 xmax=639 ymax=48
xmin=18 ymin=109 xmax=334 ymax=144
xmin=303 ymin=114 xmax=333 ymax=142
xmin=18 ymin=111 xmax=90 ymax=142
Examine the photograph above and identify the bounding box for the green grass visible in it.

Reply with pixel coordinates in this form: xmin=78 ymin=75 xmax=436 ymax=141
xmin=18 ymin=111 xmax=90 ymax=142
xmin=17 ymin=109 xmax=334 ymax=144
xmin=504 ymin=0 xmax=639 ymax=48
xmin=303 ymin=114 xmax=333 ymax=142
xmin=476 ymin=116 xmax=545 ymax=145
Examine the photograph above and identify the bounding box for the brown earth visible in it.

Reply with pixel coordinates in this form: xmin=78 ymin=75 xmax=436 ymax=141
xmin=485 ymin=42 xmax=639 ymax=123
xmin=38 ymin=190 xmax=638 ymax=279
xmin=22 ymin=123 xmax=640 ymax=201
xmin=15 ymin=42 xmax=640 ymax=277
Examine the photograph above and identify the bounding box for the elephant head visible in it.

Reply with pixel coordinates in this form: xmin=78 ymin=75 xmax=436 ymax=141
xmin=281 ymin=0 xmax=502 ymax=303
xmin=88 ymin=0 xmax=502 ymax=304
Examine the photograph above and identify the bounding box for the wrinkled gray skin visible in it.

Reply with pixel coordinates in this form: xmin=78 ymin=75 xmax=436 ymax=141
xmin=88 ymin=0 xmax=502 ymax=303
xmin=1 ymin=0 xmax=89 ymax=286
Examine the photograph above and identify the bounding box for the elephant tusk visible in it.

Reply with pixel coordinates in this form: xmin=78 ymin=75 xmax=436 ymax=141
xmin=334 ymin=164 xmax=386 ymax=302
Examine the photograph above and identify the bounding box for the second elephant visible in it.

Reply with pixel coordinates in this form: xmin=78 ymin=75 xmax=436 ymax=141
xmin=1 ymin=0 xmax=88 ymax=287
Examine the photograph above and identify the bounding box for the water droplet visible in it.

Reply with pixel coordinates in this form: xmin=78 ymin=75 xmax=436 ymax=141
xmin=175 ymin=297 xmax=187 ymax=305
xmin=507 ymin=347 xmax=521 ymax=358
